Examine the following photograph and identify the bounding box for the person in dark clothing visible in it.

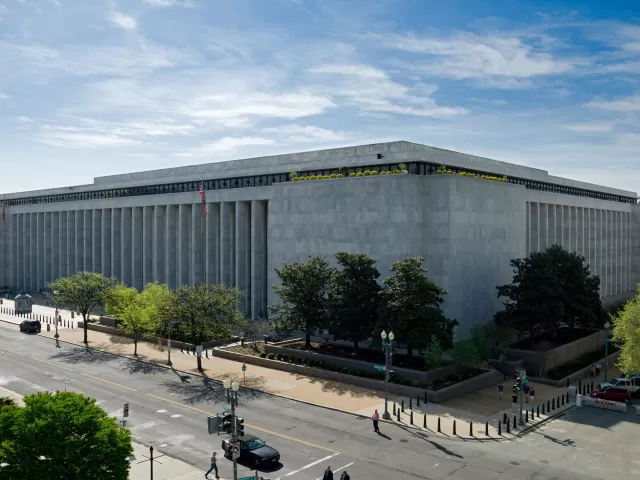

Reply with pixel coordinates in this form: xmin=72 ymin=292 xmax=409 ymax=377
xmin=340 ymin=471 xmax=350 ymax=480
xmin=323 ymin=466 xmax=334 ymax=480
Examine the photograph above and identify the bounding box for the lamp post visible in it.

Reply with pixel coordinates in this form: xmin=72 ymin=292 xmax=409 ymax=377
xmin=223 ymin=378 xmax=240 ymax=480
xmin=380 ymin=330 xmax=394 ymax=420
xmin=166 ymin=320 xmax=178 ymax=366
xmin=53 ymin=290 xmax=60 ymax=348
xmin=604 ymin=321 xmax=611 ymax=382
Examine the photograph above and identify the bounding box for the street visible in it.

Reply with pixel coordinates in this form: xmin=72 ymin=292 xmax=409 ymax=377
xmin=1 ymin=320 xmax=639 ymax=479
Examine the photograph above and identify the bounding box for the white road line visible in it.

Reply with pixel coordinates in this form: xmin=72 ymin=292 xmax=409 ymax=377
xmin=278 ymin=452 xmax=340 ymax=479
xmin=322 ymin=462 xmax=354 ymax=478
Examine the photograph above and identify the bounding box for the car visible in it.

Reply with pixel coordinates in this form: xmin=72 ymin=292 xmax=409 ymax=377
xmin=221 ymin=435 xmax=280 ymax=468
xmin=598 ymin=377 xmax=640 ymax=396
xmin=590 ymin=386 xmax=632 ymax=404
xmin=19 ymin=320 xmax=41 ymax=334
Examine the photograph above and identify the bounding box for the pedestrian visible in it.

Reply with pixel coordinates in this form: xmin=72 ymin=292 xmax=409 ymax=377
xmin=590 ymin=365 xmax=595 ymax=378
xmin=372 ymin=409 xmax=380 ymax=433
xmin=511 ymin=392 xmax=518 ymax=413
xmin=323 ymin=466 xmax=334 ymax=480
xmin=596 ymin=362 xmax=601 ymax=377
xmin=498 ymin=381 xmax=504 ymax=400
xmin=204 ymin=452 xmax=219 ymax=479
xmin=523 ymin=383 xmax=530 ymax=403
xmin=340 ymin=471 xmax=350 ymax=480
xmin=529 ymin=386 xmax=535 ymax=403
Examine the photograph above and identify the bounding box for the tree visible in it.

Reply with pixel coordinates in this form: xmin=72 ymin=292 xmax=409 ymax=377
xmin=48 ymin=272 xmax=116 ymax=344
xmin=270 ymin=256 xmax=333 ymax=348
xmin=162 ymin=284 xmax=245 ymax=371
xmin=328 ymin=252 xmax=380 ymax=355
xmin=451 ymin=326 xmax=492 ymax=369
xmin=613 ymin=287 xmax=640 ymax=375
xmin=107 ymin=282 xmax=170 ymax=356
xmin=0 ymin=391 xmax=132 ymax=479
xmin=379 ymin=257 xmax=457 ymax=357
xmin=495 ymin=244 xmax=605 ymax=339
xmin=0 ymin=397 xmax=16 ymax=410
xmin=424 ymin=335 xmax=443 ymax=370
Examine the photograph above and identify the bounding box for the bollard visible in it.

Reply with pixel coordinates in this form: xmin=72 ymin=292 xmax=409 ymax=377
xmin=409 ymin=397 xmax=413 ymax=409
xmin=416 ymin=395 xmax=420 ymax=407
xmin=531 ymin=407 xmax=535 ymax=420
xmin=402 ymin=400 xmax=405 ymax=412
xmin=525 ymin=410 xmax=528 ymax=423
xmin=542 ymin=403 xmax=546 ymax=415
xmin=470 ymin=422 xmax=473 ymax=436
xmin=485 ymin=422 xmax=489 ymax=436
xmin=437 ymin=417 xmax=441 ymax=432
xmin=393 ymin=402 xmax=396 ymax=416
xmin=205 ymin=349 xmax=209 ymax=359
xmin=180 ymin=343 xmax=183 ymax=353
xmin=537 ymin=404 xmax=540 ymax=417
xmin=453 ymin=420 xmax=456 ymax=436
xmin=503 ymin=412 xmax=507 ymax=424
xmin=566 ymin=392 xmax=570 ymax=403
xmin=71 ymin=322 xmax=73 ymax=329
xmin=513 ymin=415 xmax=517 ymax=429
xmin=423 ymin=414 xmax=427 ymax=428
xmin=547 ymin=399 xmax=550 ymax=411
xmin=557 ymin=395 xmax=560 ymax=406
xmin=562 ymin=395 xmax=565 ymax=406
xmin=579 ymin=379 xmax=582 ymax=390
xmin=397 ymin=409 xmax=400 ymax=422
xmin=498 ymin=420 xmax=502 ymax=435
xmin=506 ymin=418 xmax=510 ymax=434
xmin=410 ymin=411 xmax=413 ymax=425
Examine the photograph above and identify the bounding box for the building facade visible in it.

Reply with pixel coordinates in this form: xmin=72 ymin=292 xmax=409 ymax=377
xmin=0 ymin=141 xmax=638 ymax=336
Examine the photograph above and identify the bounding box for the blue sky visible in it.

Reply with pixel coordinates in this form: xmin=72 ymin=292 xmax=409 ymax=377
xmin=0 ymin=0 xmax=639 ymax=194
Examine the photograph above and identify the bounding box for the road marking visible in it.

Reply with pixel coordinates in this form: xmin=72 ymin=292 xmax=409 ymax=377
xmin=171 ymin=414 xmax=181 ymax=418
xmin=0 ymin=347 xmax=25 ymax=356
xmin=280 ymin=452 xmax=340 ymax=479
xmin=79 ymin=373 xmax=137 ymax=391
xmin=315 ymin=462 xmax=353 ymax=480
xmin=30 ymin=357 xmax=75 ymax=372
xmin=144 ymin=393 xmax=340 ymax=454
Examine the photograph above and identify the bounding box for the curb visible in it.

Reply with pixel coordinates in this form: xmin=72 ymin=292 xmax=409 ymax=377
xmin=513 ymin=405 xmax=575 ymax=437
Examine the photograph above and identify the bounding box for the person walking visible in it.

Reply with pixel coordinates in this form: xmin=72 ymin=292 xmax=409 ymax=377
xmin=596 ymin=362 xmax=602 ymax=377
xmin=340 ymin=471 xmax=351 ymax=480
xmin=511 ymin=391 xmax=519 ymax=413
xmin=204 ymin=452 xmax=219 ymax=479
xmin=372 ymin=409 xmax=380 ymax=433
xmin=498 ymin=381 xmax=504 ymax=400
xmin=523 ymin=383 xmax=530 ymax=403
xmin=529 ymin=386 xmax=535 ymax=404
xmin=323 ymin=466 xmax=334 ymax=480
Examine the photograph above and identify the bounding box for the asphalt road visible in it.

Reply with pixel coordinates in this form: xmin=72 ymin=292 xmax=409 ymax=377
xmin=1 ymin=321 xmax=639 ymax=480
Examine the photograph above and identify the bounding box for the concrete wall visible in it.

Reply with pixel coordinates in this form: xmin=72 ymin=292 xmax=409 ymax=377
xmin=530 ymin=350 xmax=621 ymax=388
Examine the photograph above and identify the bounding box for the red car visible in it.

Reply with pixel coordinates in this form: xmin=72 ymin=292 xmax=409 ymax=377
xmin=591 ymin=386 xmax=632 ymax=404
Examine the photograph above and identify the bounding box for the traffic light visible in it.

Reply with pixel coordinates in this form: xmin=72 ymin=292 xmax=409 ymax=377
xmin=123 ymin=403 xmax=130 ymax=418
xmin=219 ymin=412 xmax=233 ymax=434
xmin=236 ymin=417 xmax=245 ymax=437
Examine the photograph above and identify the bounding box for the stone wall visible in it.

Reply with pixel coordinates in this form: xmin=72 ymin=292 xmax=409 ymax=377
xmin=530 ymin=350 xmax=621 ymax=388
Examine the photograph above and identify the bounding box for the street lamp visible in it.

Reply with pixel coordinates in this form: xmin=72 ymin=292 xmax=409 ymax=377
xmin=166 ymin=320 xmax=179 ymax=366
xmin=381 ymin=330 xmax=394 ymax=420
xmin=53 ymin=290 xmax=60 ymax=348
xmin=223 ymin=379 xmax=241 ymax=480
xmin=604 ymin=321 xmax=611 ymax=382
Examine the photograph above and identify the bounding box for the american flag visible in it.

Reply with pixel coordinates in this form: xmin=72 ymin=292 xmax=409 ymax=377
xmin=199 ymin=182 xmax=208 ymax=215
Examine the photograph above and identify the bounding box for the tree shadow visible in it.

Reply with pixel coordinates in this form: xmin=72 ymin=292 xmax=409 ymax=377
xmin=290 ymin=373 xmax=384 ymax=399
xmin=48 ymin=345 xmax=118 ymax=365
xmin=122 ymin=355 xmax=169 ymax=375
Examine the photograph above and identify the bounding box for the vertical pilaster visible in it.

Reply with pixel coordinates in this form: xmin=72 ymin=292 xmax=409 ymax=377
xmin=220 ymin=202 xmax=233 ymax=285
xmin=570 ymin=207 xmax=578 ymax=254
xmin=178 ymin=204 xmax=190 ymax=286
xmin=251 ymin=200 xmax=267 ymax=319
xmin=529 ymin=203 xmax=538 ymax=253
xmin=10 ymin=214 xmax=17 ymax=288
xmin=121 ymin=208 xmax=132 ymax=287
xmin=205 ymin=203 xmax=220 ymax=285
xmin=548 ymin=205 xmax=555 ymax=245
xmin=111 ymin=208 xmax=122 ymax=281
xmin=165 ymin=205 xmax=177 ymax=289
xmin=132 ymin=207 xmax=143 ymax=290
xmin=67 ymin=211 xmax=76 ymax=276
xmin=44 ymin=212 xmax=51 ymax=285
xmin=21 ymin=214 xmax=28 ymax=289
xmin=191 ymin=204 xmax=204 ymax=285
xmin=53 ymin=212 xmax=61 ymax=281
xmin=235 ymin=201 xmax=250 ymax=314
xmin=539 ymin=203 xmax=547 ymax=251
xmin=92 ymin=209 xmax=102 ymax=275
xmin=143 ymin=206 xmax=153 ymax=286
xmin=153 ymin=206 xmax=165 ymax=284
xmin=36 ymin=212 xmax=44 ymax=289
xmin=82 ymin=210 xmax=91 ymax=272
xmin=102 ymin=209 xmax=112 ymax=277
xmin=30 ymin=213 xmax=37 ymax=290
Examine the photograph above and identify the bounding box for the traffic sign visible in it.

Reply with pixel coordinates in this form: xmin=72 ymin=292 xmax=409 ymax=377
xmin=374 ymin=365 xmax=385 ymax=372
xmin=223 ymin=405 xmax=231 ymax=412
xmin=123 ymin=403 xmax=129 ymax=418
xmin=232 ymin=442 xmax=240 ymax=460
xmin=242 ymin=363 xmax=247 ymax=372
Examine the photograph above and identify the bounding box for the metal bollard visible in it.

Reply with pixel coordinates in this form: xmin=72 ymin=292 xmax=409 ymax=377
xmin=590 ymin=381 xmax=593 ymax=392
xmin=410 ymin=411 xmax=413 ymax=425
xmin=579 ymin=379 xmax=582 ymax=390
xmin=498 ymin=420 xmax=502 ymax=435
xmin=402 ymin=400 xmax=405 ymax=412
xmin=562 ymin=395 xmax=565 ymax=406
xmin=205 ymin=349 xmax=209 ymax=359
xmin=423 ymin=414 xmax=427 ymax=428
xmin=506 ymin=418 xmax=510 ymax=434
xmin=525 ymin=410 xmax=529 ymax=422
xmin=566 ymin=392 xmax=570 ymax=403
xmin=557 ymin=395 xmax=560 ymax=406
xmin=537 ymin=404 xmax=540 ymax=417
xmin=416 ymin=395 xmax=420 ymax=407
xmin=393 ymin=402 xmax=396 ymax=415
xmin=453 ymin=420 xmax=456 ymax=436
xmin=531 ymin=407 xmax=535 ymax=420
xmin=437 ymin=417 xmax=441 ymax=432
xmin=547 ymin=399 xmax=550 ymax=411
xmin=485 ymin=422 xmax=489 ymax=436
xmin=409 ymin=397 xmax=412 ymax=409
xmin=397 ymin=409 xmax=400 ymax=422
xmin=470 ymin=422 xmax=473 ymax=436
xmin=503 ymin=412 xmax=507 ymax=424
xmin=513 ymin=415 xmax=517 ymax=428
xmin=71 ymin=312 xmax=74 ymax=318
xmin=542 ymin=403 xmax=546 ymax=415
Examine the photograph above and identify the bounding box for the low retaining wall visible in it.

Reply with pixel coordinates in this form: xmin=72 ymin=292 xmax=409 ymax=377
xmin=577 ymin=394 xmax=631 ymax=413
xmin=77 ymin=322 xmax=233 ymax=350
xmin=528 ymin=350 xmax=621 ymax=388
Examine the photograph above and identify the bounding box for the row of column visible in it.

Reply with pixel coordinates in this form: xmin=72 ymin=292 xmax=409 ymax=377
xmin=3 ymin=201 xmax=268 ymax=318
xmin=526 ymin=203 xmax=631 ymax=298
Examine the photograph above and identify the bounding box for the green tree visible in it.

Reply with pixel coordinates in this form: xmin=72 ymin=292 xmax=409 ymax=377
xmin=0 ymin=397 xmax=16 ymax=410
xmin=48 ymin=272 xmax=116 ymax=344
xmin=495 ymin=244 xmax=605 ymax=338
xmin=162 ymin=284 xmax=245 ymax=371
xmin=424 ymin=335 xmax=443 ymax=370
xmin=270 ymin=256 xmax=333 ymax=348
xmin=612 ymin=287 xmax=640 ymax=374
xmin=379 ymin=257 xmax=457 ymax=357
xmin=0 ymin=391 xmax=132 ymax=479
xmin=328 ymin=252 xmax=380 ymax=355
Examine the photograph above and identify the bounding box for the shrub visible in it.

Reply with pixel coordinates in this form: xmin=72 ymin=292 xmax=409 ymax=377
xmin=394 ymin=169 xmax=401 ymax=174
xmin=281 ymin=354 xmax=290 ymax=362
xmin=292 ymin=177 xmax=300 ymax=182
xmin=349 ymin=173 xmax=356 ymax=177
xmin=267 ymin=353 xmax=276 ymax=360
xmin=260 ymin=352 xmax=267 ymax=358
xmin=356 ymin=172 xmax=364 ymax=177
xmin=363 ymin=171 xmax=371 ymax=176
xmin=310 ymin=175 xmax=318 ymax=180
xmin=329 ymin=174 xmax=337 ymax=178
xmin=401 ymin=169 xmax=408 ymax=174
xmin=323 ymin=175 xmax=330 ymax=179
xmin=289 ymin=171 xmax=297 ymax=180
xmin=370 ymin=171 xmax=379 ymax=175
xmin=399 ymin=163 xmax=407 ymax=170
xmin=275 ymin=353 xmax=282 ymax=361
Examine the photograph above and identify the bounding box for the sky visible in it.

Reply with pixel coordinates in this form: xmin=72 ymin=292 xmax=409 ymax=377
xmin=0 ymin=0 xmax=639 ymax=194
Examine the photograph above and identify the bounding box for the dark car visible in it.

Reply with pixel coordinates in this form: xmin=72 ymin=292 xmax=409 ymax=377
xmin=221 ymin=435 xmax=280 ymax=468
xmin=591 ymin=386 xmax=632 ymax=404
xmin=19 ymin=320 xmax=41 ymax=334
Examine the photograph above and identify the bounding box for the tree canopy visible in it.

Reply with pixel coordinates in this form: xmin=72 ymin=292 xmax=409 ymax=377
xmin=495 ymin=244 xmax=605 ymax=338
xmin=270 ymin=256 xmax=333 ymax=348
xmin=48 ymin=272 xmax=116 ymax=344
xmin=379 ymin=257 xmax=457 ymax=356
xmin=0 ymin=391 xmax=132 ymax=480
xmin=613 ymin=288 xmax=640 ymax=375
xmin=328 ymin=252 xmax=380 ymax=354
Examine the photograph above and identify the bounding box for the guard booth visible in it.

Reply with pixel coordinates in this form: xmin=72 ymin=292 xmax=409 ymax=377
xmin=14 ymin=291 xmax=34 ymax=314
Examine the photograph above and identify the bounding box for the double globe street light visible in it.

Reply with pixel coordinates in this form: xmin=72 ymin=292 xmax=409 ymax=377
xmin=381 ymin=330 xmax=394 ymax=420
xmin=223 ymin=379 xmax=240 ymax=480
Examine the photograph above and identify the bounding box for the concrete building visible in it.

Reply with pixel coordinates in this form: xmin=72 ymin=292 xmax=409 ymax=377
xmin=0 ymin=141 xmax=638 ymax=335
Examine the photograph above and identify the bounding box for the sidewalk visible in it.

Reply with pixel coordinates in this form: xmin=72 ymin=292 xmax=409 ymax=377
xmin=10 ymin=300 xmax=612 ymax=441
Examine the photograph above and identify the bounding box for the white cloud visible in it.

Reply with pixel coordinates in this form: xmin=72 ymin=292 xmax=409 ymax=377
xmin=175 ymin=136 xmax=277 ymax=156
xmin=261 ymin=124 xmax=348 ymax=142
xmin=0 ymin=93 xmax=9 ymax=100
xmin=142 ymin=0 xmax=193 ymax=6
xmin=566 ymin=122 xmax=616 ymax=133
xmin=108 ymin=12 xmax=137 ymax=30
xmin=587 ymin=94 xmax=640 ymax=112
xmin=37 ymin=132 xmax=142 ymax=149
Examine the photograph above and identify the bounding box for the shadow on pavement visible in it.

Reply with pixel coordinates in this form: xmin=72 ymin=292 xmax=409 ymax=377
xmin=48 ymin=345 xmax=118 ymax=365
xmin=122 ymin=356 xmax=169 ymax=376
xmin=161 ymin=372 xmax=265 ymax=406
xmin=292 ymin=373 xmax=383 ymax=399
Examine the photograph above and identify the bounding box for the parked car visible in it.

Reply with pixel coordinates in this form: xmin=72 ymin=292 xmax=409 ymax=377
xmin=19 ymin=320 xmax=41 ymax=334
xmin=221 ymin=435 xmax=280 ymax=468
xmin=598 ymin=377 xmax=640 ymax=396
xmin=591 ymin=386 xmax=632 ymax=404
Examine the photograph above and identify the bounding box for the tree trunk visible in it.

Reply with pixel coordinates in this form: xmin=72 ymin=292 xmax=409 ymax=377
xmin=82 ymin=313 xmax=88 ymax=344
xmin=197 ymin=354 xmax=203 ymax=372
xmin=134 ymin=338 xmax=138 ymax=356
xmin=305 ymin=331 xmax=311 ymax=348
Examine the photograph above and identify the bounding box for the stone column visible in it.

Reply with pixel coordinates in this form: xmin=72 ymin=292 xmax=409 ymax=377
xmin=165 ymin=205 xmax=177 ymax=289
xmin=53 ymin=212 xmax=61 ymax=282
xmin=92 ymin=209 xmax=102 ymax=275
xmin=191 ymin=204 xmax=204 ymax=285
xmin=101 ymin=209 xmax=112 ymax=277
xmin=111 ymin=208 xmax=122 ymax=281
xmin=20 ymin=214 xmax=27 ymax=289
xmin=67 ymin=210 xmax=76 ymax=276
xmin=82 ymin=210 xmax=92 ymax=272
xmin=10 ymin=214 xmax=18 ymax=288
xmin=251 ymin=200 xmax=267 ymax=319
xmin=220 ymin=202 xmax=236 ymax=286
xmin=235 ymin=201 xmax=250 ymax=314
xmin=30 ymin=213 xmax=37 ymax=290
xmin=529 ymin=203 xmax=539 ymax=253
xmin=132 ymin=207 xmax=143 ymax=290
xmin=0 ymin=213 xmax=5 ymax=288
xmin=142 ymin=206 xmax=153 ymax=286
xmin=121 ymin=208 xmax=132 ymax=287
xmin=205 ymin=203 xmax=220 ymax=285
xmin=36 ymin=212 xmax=44 ymax=289
xmin=44 ymin=212 xmax=51 ymax=285
xmin=178 ymin=204 xmax=190 ymax=286
xmin=153 ymin=206 xmax=165 ymax=284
